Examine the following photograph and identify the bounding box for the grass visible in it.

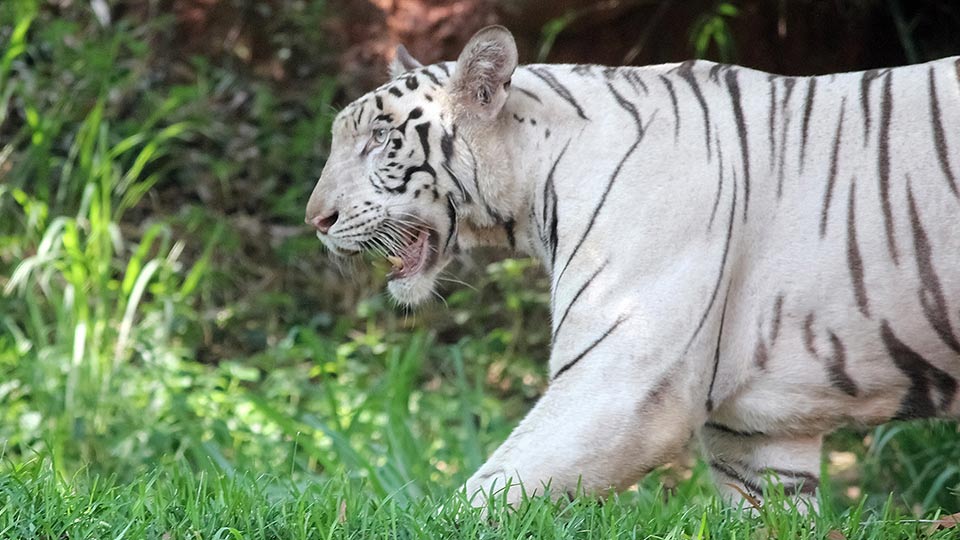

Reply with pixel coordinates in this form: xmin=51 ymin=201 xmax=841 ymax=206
xmin=0 ymin=1 xmax=958 ymax=537
xmin=2 ymin=460 xmax=959 ymax=539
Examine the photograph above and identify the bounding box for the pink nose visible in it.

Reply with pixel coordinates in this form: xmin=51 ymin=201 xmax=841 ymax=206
xmin=307 ymin=212 xmax=339 ymax=234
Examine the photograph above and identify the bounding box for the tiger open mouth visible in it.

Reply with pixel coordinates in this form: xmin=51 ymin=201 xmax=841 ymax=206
xmin=384 ymin=227 xmax=438 ymax=281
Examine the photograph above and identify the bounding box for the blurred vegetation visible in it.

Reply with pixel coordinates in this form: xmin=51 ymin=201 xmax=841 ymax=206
xmin=0 ymin=0 xmax=958 ymax=529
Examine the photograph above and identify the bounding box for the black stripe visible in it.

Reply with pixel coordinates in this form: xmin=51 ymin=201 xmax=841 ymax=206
xmin=776 ymin=78 xmax=797 ymax=198
xmin=881 ymin=320 xmax=958 ymax=419
xmin=907 ymin=182 xmax=960 ymax=354
xmin=704 ymin=422 xmax=764 ymax=438
xmin=553 ymin=261 xmax=608 ymax=340
xmin=397 ymin=107 xmax=423 ymax=134
xmin=420 ymin=67 xmax=441 ymax=86
xmin=763 ymin=466 xmax=819 ymax=487
xmin=552 ymin=316 xmax=627 ymax=380
xmin=707 ymin=132 xmax=724 ymax=231
xmin=443 ymin=194 xmax=457 ymax=251
xmin=392 ymin=122 xmax=436 ymax=193
xmin=676 ymin=61 xmax=712 ymax=161
xmin=819 ymin=97 xmax=846 ymax=238
xmin=928 ymin=67 xmax=959 ymax=198
xmin=799 ymin=77 xmax=817 ymax=173
xmin=753 ymin=338 xmax=769 ymax=369
xmin=554 ymin=83 xmax=652 ymax=290
xmin=527 ymin=67 xmax=589 ymax=120
xmin=514 ymin=85 xmax=542 ymax=103
xmin=709 ymin=63 xmax=727 ymax=83
xmin=437 ymin=62 xmax=450 ymax=76
xmin=548 ymin=198 xmax=559 ymax=266
xmin=542 ymin=141 xmax=570 ymax=268
xmin=725 ymin=69 xmax=750 ymax=222
xmin=803 ymin=312 xmax=819 ymax=357
xmin=622 ymin=70 xmax=649 ymax=94
xmin=352 ymin=104 xmax=362 ymax=130
xmin=767 ymin=76 xmax=777 ymax=172
xmin=684 ymin=173 xmax=737 ymax=355
xmin=337 ymin=215 xmax=381 ymax=236
xmin=404 ymin=76 xmax=419 ymax=90
xmin=878 ymin=71 xmax=899 ymax=264
xmin=759 ymin=466 xmax=819 ymax=496
xmin=636 ymin=373 xmax=675 ymax=417
xmin=718 ymin=461 xmax=820 ymax=497
xmin=375 ymin=94 xmax=383 ymax=110
xmin=388 ymin=86 xmax=403 ymax=98
xmin=633 ymin=72 xmax=649 ymax=94
xmin=770 ymin=294 xmax=784 ymax=343
xmin=395 ymin=163 xmax=434 ymax=192
xmin=710 ymin=460 xmax=763 ymax=497
xmin=440 ymin=126 xmax=470 ymax=204
xmin=414 ymin=120 xmax=430 ymax=158
xmin=440 ymin=125 xmax=453 ymax=159
xmin=442 ymin=163 xmax=469 ymax=205
xmin=826 ymin=331 xmax=858 ymax=396
xmin=572 ymin=64 xmax=596 ymax=76
xmin=846 ymin=180 xmax=870 ymax=318
xmin=860 ymin=69 xmax=880 ymax=142
xmin=658 ymin=75 xmax=680 ymax=142
xmin=705 ymin=288 xmax=730 ymax=412
xmin=503 ymin=219 xmax=516 ymax=250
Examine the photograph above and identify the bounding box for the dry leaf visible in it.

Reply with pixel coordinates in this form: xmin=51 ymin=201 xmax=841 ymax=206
xmin=826 ymin=529 xmax=846 ymax=540
xmin=724 ymin=482 xmax=763 ymax=512
xmin=920 ymin=512 xmax=960 ymax=536
xmin=338 ymin=499 xmax=347 ymax=524
xmin=933 ymin=512 xmax=960 ymax=530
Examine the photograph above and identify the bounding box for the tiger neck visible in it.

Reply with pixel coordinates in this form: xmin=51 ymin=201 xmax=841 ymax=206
xmin=451 ymin=101 xmax=590 ymax=265
xmin=455 ymin=103 xmax=594 ymax=268
xmin=451 ymin=119 xmax=539 ymax=255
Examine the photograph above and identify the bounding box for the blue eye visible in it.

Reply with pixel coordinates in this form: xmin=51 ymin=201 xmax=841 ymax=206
xmin=373 ymin=127 xmax=389 ymax=144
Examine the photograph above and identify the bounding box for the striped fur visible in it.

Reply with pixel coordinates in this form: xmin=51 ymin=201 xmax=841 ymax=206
xmin=306 ymin=26 xmax=960 ymax=509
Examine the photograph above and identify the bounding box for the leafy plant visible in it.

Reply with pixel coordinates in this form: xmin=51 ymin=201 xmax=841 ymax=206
xmin=863 ymin=421 xmax=960 ymax=511
xmin=690 ymin=2 xmax=740 ymax=62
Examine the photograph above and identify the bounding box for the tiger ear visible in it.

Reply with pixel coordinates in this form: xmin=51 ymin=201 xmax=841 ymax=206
xmin=448 ymin=25 xmax=518 ymax=120
xmin=389 ymin=44 xmax=423 ymax=79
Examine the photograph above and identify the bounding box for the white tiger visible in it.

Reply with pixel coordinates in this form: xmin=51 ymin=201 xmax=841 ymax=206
xmin=305 ymin=26 xmax=960 ymax=508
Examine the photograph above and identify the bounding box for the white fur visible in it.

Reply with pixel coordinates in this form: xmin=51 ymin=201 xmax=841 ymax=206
xmin=307 ymin=26 xmax=960 ymax=508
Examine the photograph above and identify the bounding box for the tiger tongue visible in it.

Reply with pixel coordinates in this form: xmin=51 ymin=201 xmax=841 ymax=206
xmin=388 ymin=229 xmax=429 ymax=279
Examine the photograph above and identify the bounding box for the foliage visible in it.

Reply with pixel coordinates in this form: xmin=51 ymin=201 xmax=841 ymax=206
xmin=690 ymin=2 xmax=739 ymax=62
xmin=0 ymin=1 xmax=958 ymax=536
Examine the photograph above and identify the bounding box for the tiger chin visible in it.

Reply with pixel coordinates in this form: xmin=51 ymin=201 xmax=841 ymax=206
xmin=307 ymin=25 xmax=960 ymax=510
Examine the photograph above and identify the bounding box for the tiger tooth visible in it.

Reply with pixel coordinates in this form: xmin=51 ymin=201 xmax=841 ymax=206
xmin=387 ymin=255 xmax=403 ymax=269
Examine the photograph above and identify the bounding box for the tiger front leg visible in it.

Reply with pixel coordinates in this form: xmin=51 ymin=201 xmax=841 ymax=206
xmin=463 ymin=357 xmax=703 ymax=506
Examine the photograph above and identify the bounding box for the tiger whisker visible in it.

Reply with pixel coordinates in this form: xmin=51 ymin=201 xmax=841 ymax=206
xmin=429 ymin=288 xmax=448 ymax=307
xmin=436 ymin=271 xmax=477 ymax=291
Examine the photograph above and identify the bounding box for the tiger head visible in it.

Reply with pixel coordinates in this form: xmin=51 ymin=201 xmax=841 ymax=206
xmin=305 ymin=26 xmax=519 ymax=305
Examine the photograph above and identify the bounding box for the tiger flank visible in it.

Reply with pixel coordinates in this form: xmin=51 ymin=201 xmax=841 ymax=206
xmin=305 ymin=26 xmax=960 ymax=509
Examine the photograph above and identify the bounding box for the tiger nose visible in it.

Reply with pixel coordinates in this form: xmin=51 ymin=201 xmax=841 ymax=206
xmin=306 ymin=211 xmax=339 ymax=234
xmin=305 ymin=183 xmax=339 ymax=233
